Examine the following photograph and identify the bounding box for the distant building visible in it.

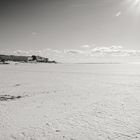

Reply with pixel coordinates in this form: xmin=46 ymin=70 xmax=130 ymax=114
xmin=27 ymin=56 xmax=33 ymax=61
xmin=0 ymin=54 xmax=55 ymax=63
xmin=0 ymin=54 xmax=29 ymax=62
xmin=10 ymin=55 xmax=28 ymax=62
xmin=31 ymin=55 xmax=49 ymax=63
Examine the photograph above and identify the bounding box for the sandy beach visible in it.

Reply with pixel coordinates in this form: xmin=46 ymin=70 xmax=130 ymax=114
xmin=0 ymin=63 xmax=140 ymax=140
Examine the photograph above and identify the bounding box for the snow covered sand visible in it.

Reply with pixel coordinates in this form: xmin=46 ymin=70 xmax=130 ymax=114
xmin=0 ymin=63 xmax=140 ymax=140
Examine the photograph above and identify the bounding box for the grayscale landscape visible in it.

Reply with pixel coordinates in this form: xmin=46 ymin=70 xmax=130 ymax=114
xmin=1 ymin=0 xmax=140 ymax=139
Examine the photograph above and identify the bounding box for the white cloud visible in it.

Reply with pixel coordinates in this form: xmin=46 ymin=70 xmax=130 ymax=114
xmin=81 ymin=45 xmax=91 ymax=48
xmin=90 ymin=46 xmax=140 ymax=57
xmin=64 ymin=49 xmax=84 ymax=54
xmin=11 ymin=46 xmax=140 ymax=58
xmin=116 ymin=11 xmax=122 ymax=17
xmin=13 ymin=50 xmax=30 ymax=55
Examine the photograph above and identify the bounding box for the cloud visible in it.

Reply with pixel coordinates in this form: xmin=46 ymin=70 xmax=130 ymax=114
xmin=116 ymin=11 xmax=122 ymax=17
xmin=64 ymin=49 xmax=84 ymax=54
xmin=91 ymin=46 xmax=123 ymax=56
xmin=91 ymin=46 xmax=121 ymax=53
xmin=11 ymin=46 xmax=140 ymax=57
xmin=81 ymin=45 xmax=91 ymax=48
xmin=63 ymin=46 xmax=126 ymax=57
xmin=90 ymin=46 xmax=140 ymax=57
xmin=13 ymin=50 xmax=30 ymax=55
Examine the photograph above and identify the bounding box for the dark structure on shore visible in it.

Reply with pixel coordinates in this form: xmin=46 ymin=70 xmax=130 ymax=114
xmin=0 ymin=54 xmax=57 ymax=63
xmin=31 ymin=55 xmax=49 ymax=63
xmin=0 ymin=55 xmax=29 ymax=62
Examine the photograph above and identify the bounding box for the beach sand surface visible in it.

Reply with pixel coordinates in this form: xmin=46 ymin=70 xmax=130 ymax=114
xmin=0 ymin=63 xmax=140 ymax=140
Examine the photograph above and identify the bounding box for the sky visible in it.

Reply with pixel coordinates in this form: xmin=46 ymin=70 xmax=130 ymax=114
xmin=1 ymin=0 xmax=140 ymax=62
